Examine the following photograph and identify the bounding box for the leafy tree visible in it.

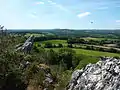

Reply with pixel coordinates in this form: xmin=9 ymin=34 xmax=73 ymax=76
xmin=33 ymin=45 xmax=40 ymax=53
xmin=47 ymin=49 xmax=59 ymax=65
xmin=67 ymin=44 xmax=73 ymax=48
xmin=58 ymin=48 xmax=75 ymax=69
xmin=44 ymin=42 xmax=53 ymax=48
xmin=58 ymin=43 xmax=63 ymax=48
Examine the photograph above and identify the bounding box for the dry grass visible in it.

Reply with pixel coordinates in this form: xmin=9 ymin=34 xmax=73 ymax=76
xmin=27 ymin=85 xmax=43 ymax=90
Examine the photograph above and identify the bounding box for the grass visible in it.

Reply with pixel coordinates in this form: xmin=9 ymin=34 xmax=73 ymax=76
xmin=25 ymin=33 xmax=45 ymax=37
xmin=47 ymin=48 xmax=120 ymax=57
xmin=82 ymin=37 xmax=118 ymax=41
xmin=42 ymin=40 xmax=67 ymax=44
xmin=82 ymin=37 xmax=105 ymax=41
xmin=41 ymin=40 xmax=68 ymax=47
xmin=75 ymin=55 xmax=98 ymax=69
xmin=73 ymin=48 xmax=120 ymax=57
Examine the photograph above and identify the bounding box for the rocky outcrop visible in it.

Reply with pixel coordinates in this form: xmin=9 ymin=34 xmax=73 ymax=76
xmin=67 ymin=57 xmax=120 ymax=90
xmin=37 ymin=64 xmax=55 ymax=90
xmin=16 ymin=35 xmax=34 ymax=53
xmin=0 ymin=25 xmax=7 ymax=36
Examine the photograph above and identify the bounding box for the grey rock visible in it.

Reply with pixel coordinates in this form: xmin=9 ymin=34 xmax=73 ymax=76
xmin=16 ymin=35 xmax=34 ymax=53
xmin=67 ymin=57 xmax=120 ymax=90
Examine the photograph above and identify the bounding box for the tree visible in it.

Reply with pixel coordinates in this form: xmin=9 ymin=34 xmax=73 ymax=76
xmin=47 ymin=49 xmax=59 ymax=65
xmin=58 ymin=43 xmax=63 ymax=48
xmin=33 ymin=45 xmax=40 ymax=53
xmin=44 ymin=42 xmax=53 ymax=48
xmin=67 ymin=44 xmax=73 ymax=48
xmin=58 ymin=48 xmax=75 ymax=69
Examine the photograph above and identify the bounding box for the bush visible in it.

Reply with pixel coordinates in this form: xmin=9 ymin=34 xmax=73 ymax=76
xmin=58 ymin=48 xmax=76 ymax=69
xmin=44 ymin=42 xmax=53 ymax=48
xmin=58 ymin=44 xmax=63 ymax=48
xmin=67 ymin=44 xmax=73 ymax=48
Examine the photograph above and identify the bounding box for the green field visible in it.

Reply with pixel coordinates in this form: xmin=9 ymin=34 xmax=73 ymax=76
xmin=48 ymin=48 xmax=120 ymax=57
xmin=42 ymin=40 xmax=67 ymax=45
xmin=73 ymin=48 xmax=120 ymax=57
xmin=82 ymin=37 xmax=118 ymax=41
xmin=40 ymin=39 xmax=120 ymax=57
xmin=25 ymin=33 xmax=45 ymax=37
xmin=82 ymin=37 xmax=105 ymax=41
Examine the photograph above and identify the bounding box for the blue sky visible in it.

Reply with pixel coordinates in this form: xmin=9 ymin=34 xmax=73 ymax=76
xmin=0 ymin=0 xmax=120 ymax=29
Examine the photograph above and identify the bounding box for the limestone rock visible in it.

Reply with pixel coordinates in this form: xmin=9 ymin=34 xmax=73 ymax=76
xmin=67 ymin=57 xmax=120 ymax=90
xmin=16 ymin=35 xmax=34 ymax=53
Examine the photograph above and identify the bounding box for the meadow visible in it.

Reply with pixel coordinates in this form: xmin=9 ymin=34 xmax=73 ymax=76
xmin=48 ymin=48 xmax=120 ymax=57
xmin=41 ymin=39 xmax=120 ymax=57
xmin=25 ymin=33 xmax=45 ymax=37
xmin=42 ymin=40 xmax=67 ymax=44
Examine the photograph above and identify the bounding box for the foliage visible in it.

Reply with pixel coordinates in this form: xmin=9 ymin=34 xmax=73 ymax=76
xmin=44 ymin=42 xmax=53 ymax=48
xmin=58 ymin=48 xmax=76 ymax=69
xmin=1 ymin=30 xmax=120 ymax=90
xmin=58 ymin=43 xmax=63 ymax=48
xmin=75 ymin=55 xmax=98 ymax=69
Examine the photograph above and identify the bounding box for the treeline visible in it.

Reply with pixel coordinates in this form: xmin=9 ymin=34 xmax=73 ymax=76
xmin=34 ymin=36 xmax=68 ymax=42
xmin=67 ymin=38 xmax=120 ymax=46
xmin=85 ymin=45 xmax=120 ymax=53
xmin=43 ymin=42 xmax=73 ymax=48
xmin=42 ymin=42 xmax=120 ymax=54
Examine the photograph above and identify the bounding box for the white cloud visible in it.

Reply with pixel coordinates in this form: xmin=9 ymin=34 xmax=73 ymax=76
xmin=47 ymin=0 xmax=69 ymax=12
xmin=56 ymin=5 xmax=69 ymax=12
xmin=29 ymin=12 xmax=37 ymax=18
xmin=35 ymin=1 xmax=44 ymax=5
xmin=48 ymin=0 xmax=53 ymax=3
xmin=116 ymin=20 xmax=120 ymax=23
xmin=77 ymin=12 xmax=91 ymax=18
xmin=97 ymin=7 xmax=108 ymax=10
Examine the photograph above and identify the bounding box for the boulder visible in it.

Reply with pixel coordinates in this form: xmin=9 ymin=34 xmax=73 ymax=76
xmin=67 ymin=57 xmax=120 ymax=90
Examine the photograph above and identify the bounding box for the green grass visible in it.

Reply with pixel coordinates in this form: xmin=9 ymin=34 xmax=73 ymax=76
xmin=82 ymin=37 xmax=105 ymax=41
xmin=25 ymin=33 xmax=45 ymax=37
xmin=82 ymin=37 xmax=118 ymax=41
xmin=73 ymin=49 xmax=120 ymax=57
xmin=42 ymin=40 xmax=67 ymax=44
xmin=48 ymin=48 xmax=120 ymax=57
xmin=75 ymin=55 xmax=98 ymax=69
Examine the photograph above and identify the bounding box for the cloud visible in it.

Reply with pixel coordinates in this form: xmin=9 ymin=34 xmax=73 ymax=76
xmin=35 ymin=1 xmax=44 ymax=5
xmin=47 ymin=0 xmax=69 ymax=12
xmin=77 ymin=12 xmax=91 ymax=18
xmin=55 ymin=5 xmax=69 ymax=12
xmin=116 ymin=20 xmax=120 ymax=23
xmin=48 ymin=0 xmax=53 ymax=3
xmin=51 ymin=2 xmax=56 ymax=5
xmin=29 ymin=12 xmax=37 ymax=18
xmin=97 ymin=7 xmax=108 ymax=10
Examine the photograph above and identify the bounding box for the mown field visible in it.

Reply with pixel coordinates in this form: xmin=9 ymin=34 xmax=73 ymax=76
xmin=41 ymin=39 xmax=120 ymax=57
xmin=41 ymin=40 xmax=68 ymax=46
xmin=42 ymin=40 xmax=67 ymax=44
xmin=25 ymin=33 xmax=45 ymax=37
xmin=82 ymin=37 xmax=118 ymax=41
xmin=48 ymin=48 xmax=120 ymax=57
xmin=82 ymin=37 xmax=105 ymax=41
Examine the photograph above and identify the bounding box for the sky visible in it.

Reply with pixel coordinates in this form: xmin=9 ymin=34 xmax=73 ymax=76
xmin=0 ymin=0 xmax=120 ymax=29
